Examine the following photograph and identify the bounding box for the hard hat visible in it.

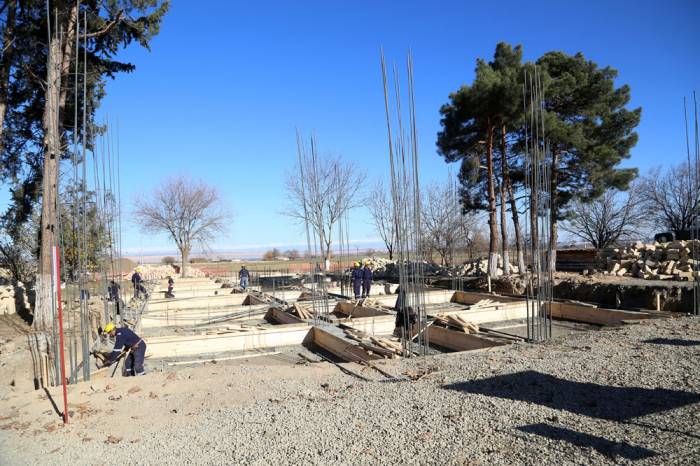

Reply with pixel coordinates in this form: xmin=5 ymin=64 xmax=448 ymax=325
xmin=354 ymin=261 xmax=360 ymax=267
xmin=103 ymin=322 xmax=115 ymax=334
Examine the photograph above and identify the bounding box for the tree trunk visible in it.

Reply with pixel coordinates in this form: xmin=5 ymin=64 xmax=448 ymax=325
xmin=36 ymin=37 xmax=62 ymax=332
xmin=387 ymin=246 xmax=393 ymax=260
xmin=486 ymin=120 xmax=498 ymax=278
xmin=550 ymin=150 xmax=559 ymax=273
xmin=57 ymin=1 xmax=79 ymax=116
xmin=499 ymin=181 xmax=509 ymax=275
xmin=0 ymin=0 xmax=16 ymax=150
xmin=501 ymin=125 xmax=525 ymax=275
xmin=180 ymin=246 xmax=190 ymax=277
xmin=505 ymin=175 xmax=525 ymax=275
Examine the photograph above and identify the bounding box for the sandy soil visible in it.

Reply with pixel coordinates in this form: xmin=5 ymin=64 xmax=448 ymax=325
xmin=1 ymin=314 xmax=699 ymax=465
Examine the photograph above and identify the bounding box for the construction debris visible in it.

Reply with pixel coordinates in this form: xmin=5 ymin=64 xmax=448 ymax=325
xmin=600 ymin=240 xmax=700 ymax=281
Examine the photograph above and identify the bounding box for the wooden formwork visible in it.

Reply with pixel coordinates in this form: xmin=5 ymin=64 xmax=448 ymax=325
xmin=145 ymin=323 xmax=313 ymax=358
xmin=147 ymin=294 xmax=250 ymax=312
xmin=140 ymin=304 xmax=271 ymax=329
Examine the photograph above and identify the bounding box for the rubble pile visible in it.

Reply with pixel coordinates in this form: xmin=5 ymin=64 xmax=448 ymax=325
xmin=601 ymin=240 xmax=700 ymax=281
xmin=450 ymin=257 xmax=519 ymax=277
xmin=358 ymin=256 xmax=519 ymax=278
xmin=130 ymin=264 xmax=206 ymax=280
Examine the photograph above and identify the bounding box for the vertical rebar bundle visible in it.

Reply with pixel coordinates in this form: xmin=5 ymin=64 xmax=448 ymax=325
xmin=295 ymin=131 xmax=331 ymax=325
xmin=523 ymin=67 xmax=553 ymax=342
xmin=685 ymin=93 xmax=700 ymax=316
xmin=380 ymin=49 xmax=428 ymax=357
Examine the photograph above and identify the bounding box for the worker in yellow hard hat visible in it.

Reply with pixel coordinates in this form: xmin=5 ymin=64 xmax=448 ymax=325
xmin=101 ymin=322 xmax=147 ymax=376
xmin=361 ymin=261 xmax=373 ymax=298
xmin=351 ymin=261 xmax=363 ymax=300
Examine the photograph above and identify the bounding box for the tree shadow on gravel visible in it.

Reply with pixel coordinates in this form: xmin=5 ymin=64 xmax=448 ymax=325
xmin=643 ymin=338 xmax=700 ymax=347
xmin=443 ymin=371 xmax=700 ymax=421
xmin=517 ymin=423 xmax=657 ymax=460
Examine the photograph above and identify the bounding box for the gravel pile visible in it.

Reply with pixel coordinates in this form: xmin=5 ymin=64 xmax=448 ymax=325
xmin=2 ymin=317 xmax=700 ymax=465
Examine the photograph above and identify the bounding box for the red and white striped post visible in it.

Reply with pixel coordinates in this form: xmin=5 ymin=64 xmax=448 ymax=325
xmin=53 ymin=245 xmax=69 ymax=424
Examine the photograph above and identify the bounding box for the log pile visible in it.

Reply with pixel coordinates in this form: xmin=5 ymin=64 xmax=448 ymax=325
xmin=292 ymin=303 xmax=313 ymax=319
xmin=433 ymin=314 xmax=479 ymax=333
xmin=600 ymin=240 xmax=700 ymax=281
xmin=344 ymin=328 xmax=404 ymax=358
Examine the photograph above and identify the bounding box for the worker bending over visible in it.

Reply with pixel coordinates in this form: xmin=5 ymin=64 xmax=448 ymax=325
xmin=361 ymin=262 xmax=373 ymax=298
xmin=103 ymin=322 xmax=147 ymax=376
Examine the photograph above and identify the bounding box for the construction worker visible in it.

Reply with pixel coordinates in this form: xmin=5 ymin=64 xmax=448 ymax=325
xmin=166 ymin=276 xmax=175 ymax=298
xmin=239 ymin=265 xmax=250 ymax=290
xmin=103 ymin=322 xmax=147 ymax=376
xmin=361 ymin=261 xmax=373 ymax=298
xmin=108 ymin=280 xmax=121 ymax=315
xmin=394 ymin=286 xmax=416 ymax=335
xmin=351 ymin=262 xmax=362 ymax=300
xmin=131 ymin=269 xmax=142 ymax=298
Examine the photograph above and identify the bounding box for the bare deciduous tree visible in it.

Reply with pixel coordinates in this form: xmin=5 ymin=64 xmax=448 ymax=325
xmin=561 ymin=185 xmax=645 ymax=249
xmin=639 ymin=163 xmax=699 ymax=232
xmin=134 ymin=177 xmax=230 ymax=277
xmin=285 ymin=151 xmax=364 ymax=270
xmin=367 ymin=181 xmax=396 ymax=260
xmin=422 ymin=182 xmax=476 ymax=266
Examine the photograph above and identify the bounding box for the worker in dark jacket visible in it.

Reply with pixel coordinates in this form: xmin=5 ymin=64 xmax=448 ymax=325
xmin=394 ymin=286 xmax=416 ymax=334
xmin=166 ymin=276 xmax=175 ymax=298
xmin=131 ymin=270 xmax=142 ymax=298
xmin=108 ymin=281 xmax=121 ymax=315
xmin=239 ymin=265 xmax=250 ymax=290
xmin=103 ymin=322 xmax=147 ymax=376
xmin=361 ymin=262 xmax=373 ymax=298
xmin=351 ymin=262 xmax=362 ymax=300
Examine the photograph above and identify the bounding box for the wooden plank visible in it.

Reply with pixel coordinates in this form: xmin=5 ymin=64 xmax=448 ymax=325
xmin=147 ymin=294 xmax=248 ymax=311
xmin=549 ymin=302 xmax=665 ymax=326
xmin=311 ymin=327 xmax=380 ymax=363
xmin=145 ymin=324 xmax=312 ymax=358
xmin=427 ymin=325 xmax=508 ymax=352
xmin=338 ymin=315 xmax=396 ymax=336
xmin=334 ymin=302 xmax=391 ymax=318
xmin=266 ymin=307 xmax=305 ymax=324
xmin=428 ymin=304 xmax=528 ymax=323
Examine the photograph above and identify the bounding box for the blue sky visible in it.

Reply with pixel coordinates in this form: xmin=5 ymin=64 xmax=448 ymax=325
xmin=42 ymin=1 xmax=700 ymax=255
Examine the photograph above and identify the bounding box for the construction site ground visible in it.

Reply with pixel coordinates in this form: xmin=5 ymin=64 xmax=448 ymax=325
xmin=1 ymin=313 xmax=699 ymax=465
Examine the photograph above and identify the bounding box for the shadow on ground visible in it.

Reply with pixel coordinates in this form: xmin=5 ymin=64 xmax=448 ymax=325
xmin=643 ymin=338 xmax=700 ymax=347
xmin=443 ymin=371 xmax=700 ymax=421
xmin=518 ymin=423 xmax=657 ymax=460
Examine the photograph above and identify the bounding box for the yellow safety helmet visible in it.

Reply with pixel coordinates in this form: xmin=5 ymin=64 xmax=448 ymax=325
xmin=354 ymin=261 xmax=360 ymax=267
xmin=103 ymin=322 xmax=115 ymax=334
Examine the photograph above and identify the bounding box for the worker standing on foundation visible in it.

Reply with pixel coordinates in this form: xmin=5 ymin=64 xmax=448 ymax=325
xmin=361 ymin=261 xmax=373 ymax=298
xmin=351 ymin=262 xmax=362 ymax=300
xmin=239 ymin=265 xmax=250 ymax=290
xmin=131 ymin=269 xmax=142 ymax=298
xmin=166 ymin=276 xmax=175 ymax=298
xmin=108 ymin=280 xmax=122 ymax=315
xmin=103 ymin=322 xmax=147 ymax=376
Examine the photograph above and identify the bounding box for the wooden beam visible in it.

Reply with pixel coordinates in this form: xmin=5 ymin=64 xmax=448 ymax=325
xmin=549 ymin=302 xmax=666 ymax=326
xmin=427 ymin=325 xmax=508 ymax=352
xmin=311 ymin=327 xmax=380 ymax=363
xmin=266 ymin=307 xmax=305 ymax=324
xmin=145 ymin=324 xmax=312 ymax=358
xmin=334 ymin=302 xmax=391 ymax=318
